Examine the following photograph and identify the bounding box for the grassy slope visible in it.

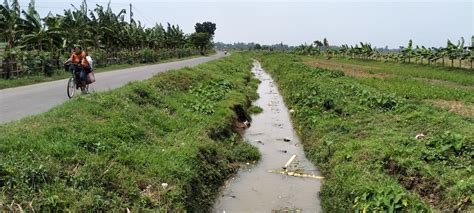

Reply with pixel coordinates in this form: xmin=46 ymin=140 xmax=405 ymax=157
xmin=0 ymin=55 xmax=202 ymax=90
xmin=0 ymin=54 xmax=260 ymax=211
xmin=258 ymin=53 xmax=473 ymax=212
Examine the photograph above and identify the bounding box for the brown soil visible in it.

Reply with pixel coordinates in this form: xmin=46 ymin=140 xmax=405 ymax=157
xmin=414 ymin=78 xmax=474 ymax=90
xmin=384 ymin=158 xmax=444 ymax=207
xmin=425 ymin=99 xmax=474 ymax=118
xmin=305 ymin=60 xmax=392 ymax=79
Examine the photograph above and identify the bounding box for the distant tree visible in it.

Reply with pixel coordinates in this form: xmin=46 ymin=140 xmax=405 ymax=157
xmin=314 ymin=40 xmax=323 ymax=51
xmin=323 ymin=38 xmax=329 ymax=50
xmin=190 ymin=22 xmax=216 ymax=55
xmin=255 ymin=43 xmax=262 ymax=50
xmin=189 ymin=32 xmax=212 ymax=55
xmin=194 ymin=22 xmax=216 ymax=35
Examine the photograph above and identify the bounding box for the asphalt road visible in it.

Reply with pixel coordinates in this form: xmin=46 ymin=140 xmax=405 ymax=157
xmin=0 ymin=52 xmax=225 ymax=124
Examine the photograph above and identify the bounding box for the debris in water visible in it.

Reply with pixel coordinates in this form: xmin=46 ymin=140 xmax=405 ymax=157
xmin=415 ymin=133 xmax=425 ymax=140
xmin=246 ymin=162 xmax=250 ymax=165
xmin=283 ymin=137 xmax=291 ymax=142
xmin=268 ymin=170 xmax=324 ymax=180
xmin=254 ymin=140 xmax=265 ymax=145
xmin=272 ymin=207 xmax=303 ymax=213
xmin=283 ymin=155 xmax=297 ymax=170
xmin=279 ymin=150 xmax=288 ymax=153
xmin=249 ymin=133 xmax=264 ymax=136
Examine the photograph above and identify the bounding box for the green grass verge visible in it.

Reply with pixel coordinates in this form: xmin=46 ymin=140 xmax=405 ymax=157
xmin=0 ymin=55 xmax=202 ymax=90
xmin=0 ymin=54 xmax=260 ymax=211
xmin=257 ymin=53 xmax=473 ymax=212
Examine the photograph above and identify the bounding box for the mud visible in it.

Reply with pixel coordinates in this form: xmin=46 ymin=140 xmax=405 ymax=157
xmin=213 ymin=61 xmax=322 ymax=212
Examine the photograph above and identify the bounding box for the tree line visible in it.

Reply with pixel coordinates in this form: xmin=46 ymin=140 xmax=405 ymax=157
xmin=294 ymin=37 xmax=474 ymax=69
xmin=0 ymin=0 xmax=216 ymax=78
xmin=214 ymin=42 xmax=294 ymax=51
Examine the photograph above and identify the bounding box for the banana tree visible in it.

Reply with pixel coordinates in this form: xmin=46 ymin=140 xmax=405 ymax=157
xmin=0 ymin=0 xmax=22 ymax=49
xmin=445 ymin=39 xmax=459 ymax=67
xmin=455 ymin=37 xmax=468 ymax=68
xmin=420 ymin=47 xmax=434 ymax=65
xmin=20 ymin=1 xmax=63 ymax=52
xmin=338 ymin=44 xmax=350 ymax=57
xmin=470 ymin=36 xmax=474 ymax=69
xmin=400 ymin=39 xmax=414 ymax=63
xmin=0 ymin=0 xmax=24 ymax=78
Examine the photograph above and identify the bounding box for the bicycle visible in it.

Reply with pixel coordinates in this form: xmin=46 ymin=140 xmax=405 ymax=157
xmin=66 ymin=63 xmax=89 ymax=99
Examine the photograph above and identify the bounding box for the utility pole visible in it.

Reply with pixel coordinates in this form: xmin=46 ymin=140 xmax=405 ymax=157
xmin=129 ymin=3 xmax=133 ymax=23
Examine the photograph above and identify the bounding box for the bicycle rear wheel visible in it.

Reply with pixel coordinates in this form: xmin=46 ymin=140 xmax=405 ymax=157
xmin=67 ymin=76 xmax=76 ymax=98
xmin=84 ymin=84 xmax=89 ymax=94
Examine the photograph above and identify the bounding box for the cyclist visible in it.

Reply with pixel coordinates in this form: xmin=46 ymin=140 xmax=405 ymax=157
xmin=64 ymin=46 xmax=91 ymax=93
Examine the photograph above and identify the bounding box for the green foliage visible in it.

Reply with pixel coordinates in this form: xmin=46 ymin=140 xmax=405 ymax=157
xmin=422 ymin=131 xmax=473 ymax=168
xmin=189 ymin=32 xmax=212 ymax=55
xmin=0 ymin=54 xmax=259 ymax=211
xmin=190 ymin=22 xmax=216 ymax=55
xmin=257 ymin=52 xmax=473 ymax=212
xmin=248 ymin=105 xmax=263 ymax=114
xmin=138 ymin=48 xmax=157 ymax=63
xmin=88 ymin=49 xmax=107 ymax=67
xmin=354 ymin=185 xmax=429 ymax=212
xmin=301 ymin=37 xmax=473 ymax=69
xmin=0 ymin=1 xmax=209 ymax=79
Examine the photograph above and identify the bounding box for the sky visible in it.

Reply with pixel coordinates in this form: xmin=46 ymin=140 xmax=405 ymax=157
xmin=15 ymin=0 xmax=474 ymax=48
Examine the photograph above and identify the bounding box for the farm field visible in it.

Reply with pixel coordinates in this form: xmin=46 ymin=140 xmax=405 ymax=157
xmin=303 ymin=56 xmax=474 ymax=116
xmin=256 ymin=52 xmax=473 ymax=212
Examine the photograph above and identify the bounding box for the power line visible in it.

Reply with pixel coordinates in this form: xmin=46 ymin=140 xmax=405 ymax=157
xmin=131 ymin=5 xmax=156 ymax=27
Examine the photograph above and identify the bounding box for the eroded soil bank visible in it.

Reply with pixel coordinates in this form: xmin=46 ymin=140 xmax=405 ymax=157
xmin=214 ymin=61 xmax=322 ymax=212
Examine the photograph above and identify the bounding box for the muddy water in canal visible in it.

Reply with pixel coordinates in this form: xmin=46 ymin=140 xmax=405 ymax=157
xmin=213 ymin=61 xmax=322 ymax=212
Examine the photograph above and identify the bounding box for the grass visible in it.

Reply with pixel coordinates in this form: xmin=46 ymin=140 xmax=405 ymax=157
xmin=0 ymin=54 xmax=203 ymax=90
xmin=304 ymin=56 xmax=474 ymax=113
xmin=248 ymin=105 xmax=263 ymax=114
xmin=0 ymin=53 xmax=260 ymax=211
xmin=256 ymin=53 xmax=473 ymax=212
xmin=303 ymin=56 xmax=474 ymax=86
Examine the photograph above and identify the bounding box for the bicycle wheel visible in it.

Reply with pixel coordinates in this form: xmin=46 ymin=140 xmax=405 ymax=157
xmin=67 ymin=76 xmax=76 ymax=98
xmin=84 ymin=84 xmax=89 ymax=94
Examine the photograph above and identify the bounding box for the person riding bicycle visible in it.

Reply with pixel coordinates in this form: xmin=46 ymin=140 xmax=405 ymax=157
xmin=64 ymin=46 xmax=91 ymax=92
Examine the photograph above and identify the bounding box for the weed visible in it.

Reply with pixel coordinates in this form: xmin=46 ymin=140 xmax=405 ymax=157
xmin=257 ymin=52 xmax=473 ymax=212
xmin=0 ymin=54 xmax=260 ymax=211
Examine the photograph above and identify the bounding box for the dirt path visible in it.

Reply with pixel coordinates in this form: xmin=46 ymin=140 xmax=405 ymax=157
xmin=213 ymin=61 xmax=322 ymax=212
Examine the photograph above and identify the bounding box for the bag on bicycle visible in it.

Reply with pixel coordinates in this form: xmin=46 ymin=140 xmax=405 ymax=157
xmin=87 ymin=72 xmax=95 ymax=84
